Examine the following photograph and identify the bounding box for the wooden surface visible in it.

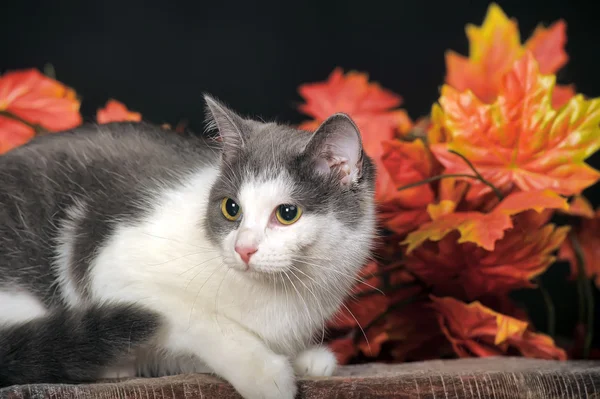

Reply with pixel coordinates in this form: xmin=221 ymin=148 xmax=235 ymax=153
xmin=1 ymin=357 xmax=600 ymax=399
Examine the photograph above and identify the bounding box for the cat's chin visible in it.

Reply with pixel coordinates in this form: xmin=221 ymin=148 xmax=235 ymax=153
xmin=227 ymin=263 xmax=288 ymax=281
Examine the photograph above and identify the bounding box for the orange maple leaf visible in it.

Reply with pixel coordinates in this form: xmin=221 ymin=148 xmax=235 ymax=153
xmin=431 ymin=296 xmax=566 ymax=360
xmin=298 ymin=68 xmax=412 ymax=160
xmin=0 ymin=69 xmax=82 ymax=131
xmin=97 ymin=99 xmax=142 ymax=124
xmin=445 ymin=3 xmax=573 ymax=108
xmin=402 ymin=190 xmax=568 ymax=253
xmin=0 ymin=115 xmax=35 ymax=154
xmin=558 ymin=208 xmax=600 ymax=288
xmin=405 ymin=217 xmax=569 ymax=301
xmin=432 ymin=52 xmax=600 ymax=200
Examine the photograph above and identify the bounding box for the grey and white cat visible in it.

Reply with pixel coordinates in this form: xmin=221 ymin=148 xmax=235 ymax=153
xmin=0 ymin=96 xmax=376 ymax=399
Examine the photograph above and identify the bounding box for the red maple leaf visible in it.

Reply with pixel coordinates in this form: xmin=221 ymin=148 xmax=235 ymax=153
xmin=0 ymin=69 xmax=81 ymax=131
xmin=404 ymin=215 xmax=569 ymax=301
xmin=377 ymin=139 xmax=437 ymax=235
xmin=356 ymin=302 xmax=441 ymax=361
xmin=297 ymin=68 xmax=412 ymax=161
xmin=558 ymin=207 xmax=600 ymax=288
xmin=327 ymin=262 xmax=390 ymax=330
xmin=97 ymin=99 xmax=142 ymax=124
xmin=0 ymin=115 xmax=35 ymax=154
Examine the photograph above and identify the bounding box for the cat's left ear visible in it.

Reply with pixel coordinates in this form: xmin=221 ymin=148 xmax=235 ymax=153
xmin=303 ymin=113 xmax=364 ymax=187
xmin=204 ymin=94 xmax=247 ymax=162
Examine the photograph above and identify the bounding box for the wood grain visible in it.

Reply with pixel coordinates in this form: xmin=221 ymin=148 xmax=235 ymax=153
xmin=1 ymin=357 xmax=599 ymax=399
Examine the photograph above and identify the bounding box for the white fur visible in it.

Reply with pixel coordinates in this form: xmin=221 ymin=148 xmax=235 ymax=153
xmin=293 ymin=346 xmax=337 ymax=377
xmin=61 ymin=165 xmax=374 ymax=399
xmin=0 ymin=290 xmax=47 ymax=325
xmin=53 ymin=199 xmax=87 ymax=307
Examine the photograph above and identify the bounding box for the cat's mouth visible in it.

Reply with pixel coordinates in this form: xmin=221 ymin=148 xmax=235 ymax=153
xmin=226 ymin=261 xmax=294 ymax=280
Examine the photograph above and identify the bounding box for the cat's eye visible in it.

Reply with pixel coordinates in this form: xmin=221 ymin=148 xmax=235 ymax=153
xmin=275 ymin=204 xmax=302 ymax=225
xmin=221 ymin=197 xmax=242 ymax=221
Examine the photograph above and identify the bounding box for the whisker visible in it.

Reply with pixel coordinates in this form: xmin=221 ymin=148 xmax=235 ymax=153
xmin=180 ymin=255 xmax=223 ymax=277
xmin=289 ymin=267 xmax=326 ymax=346
xmin=142 ymin=232 xmax=217 ymax=251
xmin=340 ymin=301 xmax=371 ymax=356
xmin=282 ymin=270 xmax=309 ymax=344
xmin=214 ymin=267 xmax=231 ymax=332
xmin=147 ymin=251 xmax=219 ymax=267
xmin=289 ymin=256 xmax=384 ymax=296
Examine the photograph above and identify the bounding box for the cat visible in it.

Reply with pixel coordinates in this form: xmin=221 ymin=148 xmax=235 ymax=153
xmin=0 ymin=95 xmax=376 ymax=399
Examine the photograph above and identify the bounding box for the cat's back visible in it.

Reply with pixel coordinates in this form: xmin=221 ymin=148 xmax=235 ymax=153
xmin=0 ymin=122 xmax=219 ymax=304
xmin=0 ymin=122 xmax=221 ymax=201
xmin=1 ymin=122 xmax=219 ymax=176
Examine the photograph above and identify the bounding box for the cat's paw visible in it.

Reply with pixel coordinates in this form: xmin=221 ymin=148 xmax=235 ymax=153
xmin=233 ymin=353 xmax=297 ymax=399
xmin=293 ymin=346 xmax=337 ymax=377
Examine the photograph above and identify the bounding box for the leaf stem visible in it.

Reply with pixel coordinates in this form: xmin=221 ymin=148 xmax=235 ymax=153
xmin=396 ymin=151 xmax=504 ymax=202
xmin=536 ymin=279 xmax=555 ymax=338
xmin=397 ymin=173 xmax=484 ymax=193
xmin=571 ymin=233 xmax=594 ymax=359
xmin=0 ymin=110 xmax=44 ymax=134
xmin=448 ymin=149 xmax=504 ymax=200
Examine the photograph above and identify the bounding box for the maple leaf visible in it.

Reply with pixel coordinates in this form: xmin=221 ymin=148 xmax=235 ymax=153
xmin=561 ymin=195 xmax=595 ymax=218
xmin=445 ymin=3 xmax=573 ymax=107
xmin=329 ymin=293 xmax=390 ymax=331
xmin=558 ymin=208 xmax=600 ymax=288
xmin=328 ymin=262 xmax=390 ymax=330
xmin=0 ymin=115 xmax=35 ymax=154
xmin=97 ymin=99 xmax=142 ymax=124
xmin=569 ymin=324 xmax=600 ymax=360
xmin=433 ymin=52 xmax=600 ymax=200
xmin=0 ymin=69 xmax=81 ymax=131
xmin=431 ymin=296 xmax=566 ymax=360
xmin=376 ymin=139 xmax=436 ymax=235
xmin=328 ymin=336 xmax=358 ymax=365
xmin=405 ymin=219 xmax=569 ymax=301
xmin=356 ymin=302 xmax=441 ymax=361
xmin=524 ymin=20 xmax=568 ymax=75
xmin=402 ymin=190 xmax=568 ymax=253
xmin=298 ymin=68 xmax=412 ymax=160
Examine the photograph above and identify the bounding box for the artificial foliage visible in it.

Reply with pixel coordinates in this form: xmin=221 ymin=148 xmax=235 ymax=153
xmin=1 ymin=3 xmax=598 ymax=364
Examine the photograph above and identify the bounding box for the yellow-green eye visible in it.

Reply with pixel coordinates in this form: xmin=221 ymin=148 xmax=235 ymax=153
xmin=221 ymin=198 xmax=242 ymax=221
xmin=276 ymin=204 xmax=302 ymax=225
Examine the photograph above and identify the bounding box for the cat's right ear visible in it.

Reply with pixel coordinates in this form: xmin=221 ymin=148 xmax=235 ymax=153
xmin=303 ymin=113 xmax=364 ymax=187
xmin=204 ymin=94 xmax=246 ymax=163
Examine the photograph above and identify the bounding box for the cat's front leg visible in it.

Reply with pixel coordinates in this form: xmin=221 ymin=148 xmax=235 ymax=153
xmin=293 ymin=345 xmax=337 ymax=377
xmin=165 ymin=319 xmax=297 ymax=399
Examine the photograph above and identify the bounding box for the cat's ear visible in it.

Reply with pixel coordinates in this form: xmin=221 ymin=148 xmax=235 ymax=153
xmin=303 ymin=113 xmax=364 ymax=187
xmin=204 ymin=94 xmax=247 ymax=162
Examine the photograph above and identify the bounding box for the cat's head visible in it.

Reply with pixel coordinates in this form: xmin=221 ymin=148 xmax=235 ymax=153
xmin=203 ymin=95 xmax=376 ymax=283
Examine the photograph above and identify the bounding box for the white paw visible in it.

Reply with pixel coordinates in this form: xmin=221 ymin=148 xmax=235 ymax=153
xmin=233 ymin=353 xmax=297 ymax=399
xmin=293 ymin=346 xmax=337 ymax=377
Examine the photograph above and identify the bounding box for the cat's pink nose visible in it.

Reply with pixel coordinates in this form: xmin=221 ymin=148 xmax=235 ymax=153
xmin=235 ymin=245 xmax=258 ymax=264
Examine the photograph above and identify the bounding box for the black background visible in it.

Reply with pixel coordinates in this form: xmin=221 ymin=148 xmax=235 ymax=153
xmin=1 ymin=0 xmax=598 ymax=346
